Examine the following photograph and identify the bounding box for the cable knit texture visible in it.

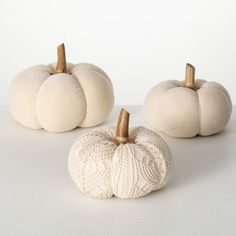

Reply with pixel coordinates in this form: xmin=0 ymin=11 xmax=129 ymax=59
xmin=144 ymin=79 xmax=232 ymax=138
xmin=68 ymin=126 xmax=172 ymax=199
xmin=9 ymin=63 xmax=114 ymax=132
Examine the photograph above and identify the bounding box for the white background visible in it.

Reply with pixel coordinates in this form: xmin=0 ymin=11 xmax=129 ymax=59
xmin=1 ymin=105 xmax=236 ymax=236
xmin=0 ymin=0 xmax=236 ymax=105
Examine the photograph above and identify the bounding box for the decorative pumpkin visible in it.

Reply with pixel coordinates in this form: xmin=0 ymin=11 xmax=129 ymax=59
xmin=144 ymin=63 xmax=232 ymax=138
xmin=68 ymin=108 xmax=172 ymax=199
xmin=9 ymin=44 xmax=114 ymax=132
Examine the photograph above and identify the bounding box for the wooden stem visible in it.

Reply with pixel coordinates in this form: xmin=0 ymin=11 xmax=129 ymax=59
xmin=184 ymin=63 xmax=196 ymax=90
xmin=115 ymin=108 xmax=130 ymax=145
xmin=55 ymin=43 xmax=67 ymax=73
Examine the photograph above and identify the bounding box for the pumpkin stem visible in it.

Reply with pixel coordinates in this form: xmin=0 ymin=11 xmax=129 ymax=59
xmin=115 ymin=108 xmax=131 ymax=145
xmin=55 ymin=43 xmax=67 ymax=73
xmin=184 ymin=63 xmax=196 ymax=90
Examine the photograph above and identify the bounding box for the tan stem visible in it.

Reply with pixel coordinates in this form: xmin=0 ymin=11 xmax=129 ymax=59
xmin=55 ymin=43 xmax=67 ymax=73
xmin=184 ymin=63 xmax=196 ymax=90
xmin=115 ymin=108 xmax=130 ymax=145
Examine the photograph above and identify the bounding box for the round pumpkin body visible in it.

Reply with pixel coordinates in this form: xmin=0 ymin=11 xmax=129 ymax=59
xmin=68 ymin=126 xmax=172 ymax=199
xmin=10 ymin=63 xmax=114 ymax=132
xmin=144 ymin=79 xmax=232 ymax=138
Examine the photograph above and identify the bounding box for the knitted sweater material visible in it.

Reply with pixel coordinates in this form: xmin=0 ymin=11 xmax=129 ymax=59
xmin=68 ymin=126 xmax=172 ymax=199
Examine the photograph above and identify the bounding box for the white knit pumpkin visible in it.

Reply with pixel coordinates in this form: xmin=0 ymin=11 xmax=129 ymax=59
xmin=68 ymin=109 xmax=172 ymax=199
xmin=9 ymin=44 xmax=114 ymax=132
xmin=144 ymin=64 xmax=232 ymax=138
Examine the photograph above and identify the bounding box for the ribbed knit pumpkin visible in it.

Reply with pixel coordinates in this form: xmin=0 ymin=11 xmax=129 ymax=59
xmin=68 ymin=108 xmax=172 ymax=199
xmin=144 ymin=63 xmax=232 ymax=138
xmin=9 ymin=44 xmax=114 ymax=132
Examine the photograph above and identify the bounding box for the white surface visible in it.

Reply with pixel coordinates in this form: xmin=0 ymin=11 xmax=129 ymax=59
xmin=1 ymin=0 xmax=236 ymax=106
xmin=0 ymin=105 xmax=235 ymax=236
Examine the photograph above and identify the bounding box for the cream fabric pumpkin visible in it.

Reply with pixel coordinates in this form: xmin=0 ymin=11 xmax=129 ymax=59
xmin=9 ymin=44 xmax=114 ymax=132
xmin=68 ymin=109 xmax=172 ymax=199
xmin=144 ymin=64 xmax=232 ymax=138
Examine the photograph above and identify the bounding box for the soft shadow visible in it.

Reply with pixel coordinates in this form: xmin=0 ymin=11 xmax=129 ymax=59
xmin=163 ymin=128 xmax=235 ymax=190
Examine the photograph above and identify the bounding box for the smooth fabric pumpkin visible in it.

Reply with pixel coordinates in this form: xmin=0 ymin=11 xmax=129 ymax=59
xmin=68 ymin=109 xmax=172 ymax=199
xmin=144 ymin=64 xmax=232 ymax=138
xmin=9 ymin=44 xmax=114 ymax=132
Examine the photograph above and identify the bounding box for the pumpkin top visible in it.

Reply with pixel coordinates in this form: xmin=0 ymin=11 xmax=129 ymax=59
xmin=115 ymin=108 xmax=134 ymax=145
xmin=55 ymin=43 xmax=67 ymax=73
xmin=184 ymin=63 xmax=196 ymax=91
xmin=55 ymin=44 xmax=67 ymax=73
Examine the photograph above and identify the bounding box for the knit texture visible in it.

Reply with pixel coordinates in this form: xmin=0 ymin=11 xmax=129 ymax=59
xmin=68 ymin=126 xmax=172 ymax=199
xmin=9 ymin=63 xmax=114 ymax=132
xmin=144 ymin=79 xmax=232 ymax=137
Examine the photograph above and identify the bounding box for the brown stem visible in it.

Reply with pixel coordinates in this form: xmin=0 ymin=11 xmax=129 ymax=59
xmin=184 ymin=63 xmax=196 ymax=90
xmin=55 ymin=43 xmax=67 ymax=73
xmin=115 ymin=108 xmax=131 ymax=145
